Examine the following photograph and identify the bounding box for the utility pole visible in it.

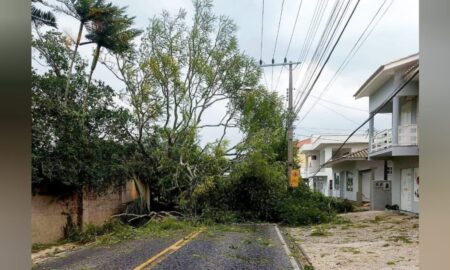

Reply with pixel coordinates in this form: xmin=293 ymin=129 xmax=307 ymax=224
xmin=287 ymin=62 xmax=294 ymax=184
xmin=260 ymin=60 xmax=300 ymax=185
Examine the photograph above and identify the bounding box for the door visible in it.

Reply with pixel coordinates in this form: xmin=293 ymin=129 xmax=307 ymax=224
xmin=400 ymin=100 xmax=412 ymax=125
xmin=361 ymin=171 xmax=371 ymax=202
xmin=401 ymin=168 xmax=413 ymax=212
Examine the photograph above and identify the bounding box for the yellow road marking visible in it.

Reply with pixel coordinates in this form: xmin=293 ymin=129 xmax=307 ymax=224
xmin=133 ymin=228 xmax=206 ymax=270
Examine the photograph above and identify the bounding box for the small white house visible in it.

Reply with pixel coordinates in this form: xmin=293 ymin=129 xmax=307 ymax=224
xmin=354 ymin=53 xmax=420 ymax=214
xmin=322 ymin=149 xmax=390 ymax=210
xmin=299 ymin=134 xmax=368 ymax=197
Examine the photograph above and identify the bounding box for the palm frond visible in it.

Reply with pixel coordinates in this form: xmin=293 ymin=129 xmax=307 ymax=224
xmin=32 ymin=5 xmax=57 ymax=28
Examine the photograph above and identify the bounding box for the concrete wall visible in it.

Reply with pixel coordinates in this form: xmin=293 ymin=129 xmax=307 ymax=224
xmin=32 ymin=181 xmax=139 ymax=244
xmin=32 ymin=194 xmax=78 ymax=244
xmin=372 ymin=180 xmax=392 ymax=210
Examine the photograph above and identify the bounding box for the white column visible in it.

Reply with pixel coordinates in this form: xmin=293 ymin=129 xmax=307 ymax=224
xmin=392 ymin=95 xmax=400 ymax=145
xmin=369 ymin=113 xmax=374 ymax=153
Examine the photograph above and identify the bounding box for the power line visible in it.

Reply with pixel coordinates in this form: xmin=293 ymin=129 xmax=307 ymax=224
xmin=294 ymin=0 xmax=361 ymax=119
xmin=259 ymin=0 xmax=270 ymax=90
xmin=293 ymin=0 xmax=343 ymax=109
xmin=271 ymin=0 xmax=286 ymax=91
xmin=298 ymin=126 xmax=357 ymax=131
xmin=310 ymin=68 xmax=419 ymax=177
xmin=295 ymin=134 xmax=364 ymax=143
xmin=295 ymin=0 xmax=350 ymax=109
xmin=308 ymin=93 xmax=367 ymax=111
xmin=298 ymin=0 xmax=393 ymax=123
xmin=316 ymin=102 xmax=364 ymax=126
xmin=259 ymin=0 xmax=264 ymax=64
xmin=273 ymin=0 xmax=304 ymax=92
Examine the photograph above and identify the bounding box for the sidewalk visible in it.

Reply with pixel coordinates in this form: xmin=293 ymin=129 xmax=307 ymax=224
xmin=286 ymin=211 xmax=419 ymax=270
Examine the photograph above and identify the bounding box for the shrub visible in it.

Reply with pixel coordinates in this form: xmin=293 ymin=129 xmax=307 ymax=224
xmin=275 ymin=183 xmax=353 ymax=226
xmin=330 ymin=198 xmax=354 ymax=213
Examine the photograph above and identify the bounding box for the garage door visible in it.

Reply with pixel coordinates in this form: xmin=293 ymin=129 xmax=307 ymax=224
xmin=401 ymin=168 xmax=413 ymax=212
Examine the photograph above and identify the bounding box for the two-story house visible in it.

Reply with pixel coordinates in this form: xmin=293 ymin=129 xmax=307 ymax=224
xmin=353 ymin=53 xmax=419 ymax=214
xmin=299 ymin=134 xmax=368 ymax=197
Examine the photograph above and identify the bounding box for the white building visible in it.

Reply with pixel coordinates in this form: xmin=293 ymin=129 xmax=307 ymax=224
xmin=353 ymin=53 xmax=419 ymax=214
xmin=322 ymin=149 xmax=388 ymax=209
xmin=299 ymin=134 xmax=368 ymax=197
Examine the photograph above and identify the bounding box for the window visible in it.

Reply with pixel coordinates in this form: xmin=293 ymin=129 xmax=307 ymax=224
xmin=346 ymin=171 xmax=354 ymax=191
xmin=311 ymin=155 xmax=317 ymax=160
xmin=329 ymin=180 xmax=333 ymax=190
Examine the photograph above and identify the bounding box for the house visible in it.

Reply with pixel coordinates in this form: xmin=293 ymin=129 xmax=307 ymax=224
xmin=298 ymin=134 xmax=368 ymax=197
xmin=353 ymin=53 xmax=420 ymax=214
xmin=322 ymin=149 xmax=389 ymax=210
xmin=296 ymin=138 xmax=311 ymax=180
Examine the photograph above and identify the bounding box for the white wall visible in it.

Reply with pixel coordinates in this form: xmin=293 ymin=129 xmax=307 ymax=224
xmin=331 ymin=160 xmax=385 ymax=201
xmin=390 ymin=157 xmax=419 ymax=213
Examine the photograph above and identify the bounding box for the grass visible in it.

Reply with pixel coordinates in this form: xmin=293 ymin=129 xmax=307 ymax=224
xmin=369 ymin=215 xmax=386 ymax=223
xmin=32 ymin=243 xmax=57 ymax=253
xmin=331 ymin=216 xmax=353 ymax=225
xmin=340 ymin=247 xmax=361 ymax=254
xmin=63 ymin=217 xmax=197 ymax=247
xmin=310 ymin=226 xmax=329 ymax=237
xmin=388 ymin=235 xmax=413 ymax=244
xmin=387 ymin=261 xmax=396 ymax=266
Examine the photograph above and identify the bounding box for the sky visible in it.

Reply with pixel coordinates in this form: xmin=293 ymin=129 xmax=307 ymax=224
xmin=34 ymin=0 xmax=419 ymax=146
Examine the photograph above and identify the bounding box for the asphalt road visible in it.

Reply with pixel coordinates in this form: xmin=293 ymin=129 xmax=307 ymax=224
xmin=33 ymin=224 xmax=300 ymax=270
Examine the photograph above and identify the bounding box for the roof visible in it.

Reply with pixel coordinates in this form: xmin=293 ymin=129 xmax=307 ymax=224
xmin=300 ymin=134 xmax=368 ymax=152
xmin=354 ymin=53 xmax=419 ymax=99
xmin=296 ymin=138 xmax=311 ymax=149
xmin=322 ymin=148 xmax=368 ymax=167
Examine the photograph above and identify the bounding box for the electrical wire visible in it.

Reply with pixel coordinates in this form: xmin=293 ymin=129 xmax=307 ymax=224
xmin=294 ymin=0 xmax=361 ymax=120
xmin=298 ymin=0 xmax=393 ymax=123
xmin=272 ymin=0 xmax=304 ymax=92
xmin=271 ymin=0 xmax=286 ymax=91
xmin=295 ymin=0 xmax=350 ymax=109
xmin=310 ymin=68 xmax=419 ymax=177
xmin=293 ymin=0 xmax=342 ymax=109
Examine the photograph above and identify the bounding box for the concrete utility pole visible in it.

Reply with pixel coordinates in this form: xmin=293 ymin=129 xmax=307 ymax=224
xmin=287 ymin=62 xmax=294 ymax=183
xmin=260 ymin=60 xmax=300 ymax=184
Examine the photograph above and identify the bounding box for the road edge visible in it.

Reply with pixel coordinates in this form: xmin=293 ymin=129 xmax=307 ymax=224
xmin=274 ymin=225 xmax=302 ymax=270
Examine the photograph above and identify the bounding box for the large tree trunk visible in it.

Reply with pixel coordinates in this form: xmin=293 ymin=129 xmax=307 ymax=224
xmin=63 ymin=22 xmax=84 ymax=108
xmin=83 ymin=44 xmax=101 ymax=112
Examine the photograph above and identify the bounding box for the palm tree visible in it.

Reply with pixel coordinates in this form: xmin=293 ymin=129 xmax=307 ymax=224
xmin=82 ymin=5 xmax=142 ymax=111
xmin=32 ymin=0 xmax=57 ymax=28
xmin=54 ymin=0 xmax=107 ymax=107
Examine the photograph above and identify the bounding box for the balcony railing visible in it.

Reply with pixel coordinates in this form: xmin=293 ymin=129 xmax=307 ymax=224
xmin=371 ymin=124 xmax=418 ymax=152
xmin=371 ymin=129 xmax=392 ymax=152
xmin=398 ymin=124 xmax=418 ymax=145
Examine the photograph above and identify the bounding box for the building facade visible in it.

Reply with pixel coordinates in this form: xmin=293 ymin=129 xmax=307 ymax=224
xmin=298 ymin=135 xmax=368 ymax=197
xmin=354 ymin=53 xmax=419 ymax=213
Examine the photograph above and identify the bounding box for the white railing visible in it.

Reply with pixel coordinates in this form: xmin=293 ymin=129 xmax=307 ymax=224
xmin=398 ymin=124 xmax=418 ymax=145
xmin=371 ymin=129 xmax=392 ymax=152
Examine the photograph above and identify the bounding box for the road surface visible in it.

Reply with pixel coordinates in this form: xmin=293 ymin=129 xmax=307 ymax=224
xmin=33 ymin=224 xmax=300 ymax=270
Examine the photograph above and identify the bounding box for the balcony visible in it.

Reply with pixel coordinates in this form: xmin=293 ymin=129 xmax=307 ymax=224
xmin=370 ymin=124 xmax=418 ymax=156
xmin=371 ymin=129 xmax=392 ymax=152
xmin=398 ymin=124 xmax=418 ymax=145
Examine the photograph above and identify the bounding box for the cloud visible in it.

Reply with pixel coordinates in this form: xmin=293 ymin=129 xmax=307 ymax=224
xmin=34 ymin=0 xmax=418 ymax=144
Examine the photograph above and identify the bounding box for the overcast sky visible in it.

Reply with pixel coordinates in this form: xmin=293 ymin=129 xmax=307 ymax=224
xmin=35 ymin=0 xmax=419 ymax=146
